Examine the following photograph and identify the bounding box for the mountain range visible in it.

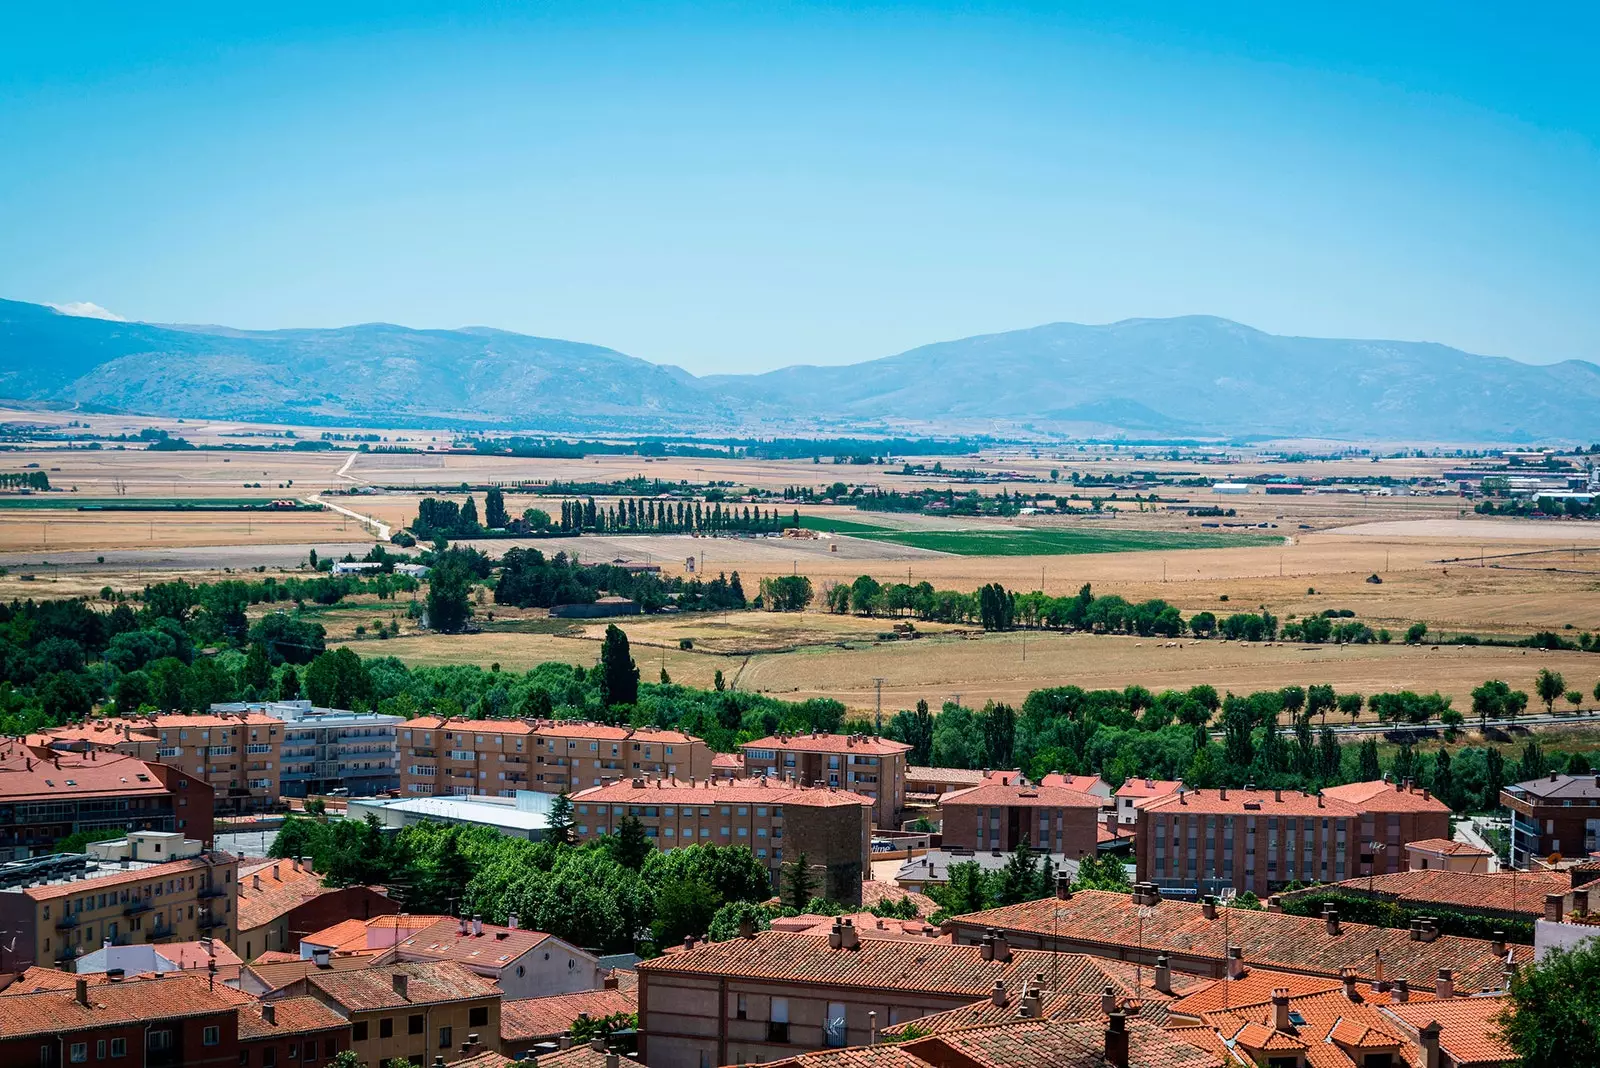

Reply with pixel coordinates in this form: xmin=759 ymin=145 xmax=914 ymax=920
xmin=3 ymin=298 xmax=1596 ymax=441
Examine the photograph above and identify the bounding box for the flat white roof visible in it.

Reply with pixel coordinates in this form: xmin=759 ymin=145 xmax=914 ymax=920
xmin=353 ymin=795 xmax=550 ymax=832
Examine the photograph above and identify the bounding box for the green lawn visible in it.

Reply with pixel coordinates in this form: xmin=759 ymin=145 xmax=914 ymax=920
xmin=851 ymin=527 xmax=1270 ymax=556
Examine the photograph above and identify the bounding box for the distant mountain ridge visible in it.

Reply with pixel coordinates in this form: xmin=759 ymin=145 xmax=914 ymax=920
xmin=2 ymin=299 xmax=1596 ymax=440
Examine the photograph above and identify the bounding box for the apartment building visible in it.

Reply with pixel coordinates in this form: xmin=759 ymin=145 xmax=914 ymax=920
xmin=237 ymin=996 xmax=353 ymax=1068
xmin=215 ymin=700 xmax=401 ymax=798
xmin=1135 ymin=780 xmax=1451 ymax=897
xmin=1112 ymin=777 xmax=1181 ymax=826
xmin=127 ymin=712 xmax=284 ymax=815
xmin=938 ymin=779 xmax=1102 ymax=858
xmin=1500 ymin=772 xmax=1600 ymax=867
xmin=297 ymin=962 xmax=503 ymax=1066
xmin=739 ymin=732 xmax=910 ymax=827
xmin=398 ymin=718 xmax=714 ymax=798
xmin=634 ymin=926 xmax=1189 ymax=1068
xmin=0 ymin=840 xmax=239 ymax=970
xmin=1321 ymin=778 xmax=1453 ymax=876
xmin=0 ymin=745 xmax=213 ymax=859
xmin=572 ymin=778 xmax=872 ymax=902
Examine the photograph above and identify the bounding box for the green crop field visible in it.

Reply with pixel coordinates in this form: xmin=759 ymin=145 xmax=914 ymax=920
xmin=850 ymin=527 xmax=1271 ymax=556
xmin=795 ymin=514 xmax=895 ymax=534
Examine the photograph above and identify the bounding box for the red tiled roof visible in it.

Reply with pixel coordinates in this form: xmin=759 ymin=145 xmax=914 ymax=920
xmin=574 ymin=779 xmax=871 ymax=808
xmin=238 ymin=858 xmax=343 ymax=931
xmin=302 ymin=918 xmax=374 ymax=953
xmin=394 ymin=917 xmax=557 ymax=969
xmin=1 ymin=969 xmax=114 ymax=996
xmin=306 ymin=961 xmax=500 ymax=1012
xmin=1114 ymin=778 xmax=1182 ymax=800
xmin=947 ymin=890 xmax=1529 ymax=992
xmin=405 ymin=717 xmax=534 ymax=734
xmin=741 ymin=733 xmax=911 ymax=756
xmin=235 ymin=995 xmax=348 ymax=1040
xmin=0 ymin=973 xmax=250 ymax=1038
xmin=0 ymin=746 xmax=173 ymax=802
xmin=1323 ymin=779 xmax=1452 ymax=814
xmin=1039 ymin=773 xmax=1109 ymax=794
xmin=1302 ymin=869 xmax=1570 ymax=916
xmin=23 ymin=853 xmax=234 ymax=902
xmin=1141 ymin=786 xmax=1360 ymax=817
xmin=711 ymin=753 xmax=744 ymax=768
xmin=1204 ymin=989 xmax=1413 ymax=1068
xmin=767 ymin=912 xmax=948 ymax=943
xmin=940 ymin=782 xmax=1103 ymax=809
xmin=907 ymin=766 xmax=985 ymax=787
xmin=499 ymin=987 xmax=635 ymax=1042
xmin=154 ymin=940 xmax=245 ymax=971
xmin=771 ymin=1017 xmax=1218 ymax=1068
xmin=242 ymin=954 xmax=378 ymax=991
xmin=138 ymin=712 xmax=281 ymax=729
xmin=1406 ymin=838 xmax=1491 ymax=856
xmin=1384 ymin=996 xmax=1514 ymax=1066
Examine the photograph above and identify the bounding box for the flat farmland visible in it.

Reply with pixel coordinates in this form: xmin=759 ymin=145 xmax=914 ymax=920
xmin=0 ymin=509 xmax=376 ymax=554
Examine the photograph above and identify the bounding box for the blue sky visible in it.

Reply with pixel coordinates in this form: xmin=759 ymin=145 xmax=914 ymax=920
xmin=1 ymin=2 xmax=1595 ymax=375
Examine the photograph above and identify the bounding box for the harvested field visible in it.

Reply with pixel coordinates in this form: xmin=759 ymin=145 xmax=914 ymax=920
xmin=0 ymin=510 xmax=376 ymax=554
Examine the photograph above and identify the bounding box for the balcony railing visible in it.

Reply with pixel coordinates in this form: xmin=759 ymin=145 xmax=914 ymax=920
xmin=124 ymin=899 xmax=152 ymax=915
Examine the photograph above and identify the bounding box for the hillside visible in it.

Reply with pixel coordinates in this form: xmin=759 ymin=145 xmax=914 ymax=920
xmin=3 ymin=300 xmax=1597 ymax=439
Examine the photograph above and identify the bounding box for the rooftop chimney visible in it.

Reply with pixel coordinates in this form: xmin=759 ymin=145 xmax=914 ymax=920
xmin=1100 ymin=984 xmax=1117 ymax=1015
xmin=1202 ymin=896 xmax=1218 ymax=920
xmin=1435 ymin=968 xmax=1454 ymax=999
xmin=1545 ymin=894 xmax=1564 ymax=923
xmin=1153 ymin=954 xmax=1171 ymax=995
xmin=262 ymin=1003 xmax=277 ymax=1025
xmin=1419 ymin=1020 xmax=1442 ymax=1068
xmin=991 ymin=931 xmax=1011 ymax=963
xmin=1341 ymin=968 xmax=1358 ymax=1002
xmin=472 ymin=914 xmax=483 ymax=937
xmin=991 ymin=980 xmax=1008 ymax=1008
xmin=1271 ymin=988 xmax=1291 ymax=1033
xmin=839 ymin=918 xmax=860 ymax=951
xmin=75 ymin=978 xmax=89 ymax=1007
xmin=1055 ymin=870 xmax=1072 ymax=901
xmin=313 ymin=948 xmax=331 ymax=968
xmin=393 ymin=972 xmax=409 ymax=999
xmin=106 ymin=968 xmax=124 ymax=983
xmin=507 ymin=913 xmax=518 ymax=930
xmin=684 ymin=935 xmax=697 ymax=951
xmin=1324 ymin=906 xmax=1341 ymax=936
xmin=1104 ymin=1012 xmax=1129 ymax=1068
xmin=253 ymin=874 xmax=262 ymax=891
xmin=605 ymin=1055 xmax=620 ymax=1068
xmin=458 ymin=916 xmax=469 ymax=936
xmin=1492 ymin=931 xmax=1507 ymax=957
xmin=1227 ymin=945 xmax=1245 ymax=980
xmin=1392 ymin=978 xmax=1409 ymax=1003
xmin=272 ymin=863 xmax=280 ymax=880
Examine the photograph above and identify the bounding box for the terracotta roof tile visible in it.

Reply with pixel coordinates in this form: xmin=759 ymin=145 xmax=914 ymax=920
xmin=237 ymin=858 xmax=342 ymax=930
xmin=22 ymin=853 xmax=234 ymax=903
xmin=242 ymin=954 xmax=379 ymax=992
xmin=1113 ymin=778 xmax=1182 ymax=800
xmin=0 ymin=746 xmax=177 ymax=802
xmin=1323 ymin=779 xmax=1452 ymax=814
xmin=767 ymin=912 xmax=948 ymax=943
xmin=907 ymin=767 xmax=985 ymax=787
xmin=1142 ymin=786 xmax=1360 ymax=817
xmin=1406 ymin=838 xmax=1491 ymax=856
xmin=235 ymin=995 xmax=348 ymax=1040
xmin=1204 ymin=989 xmax=1415 ymax=1068
xmin=741 ymin=733 xmax=911 ymax=756
xmin=770 ymin=1017 xmax=1217 ymax=1068
xmin=500 ymin=987 xmax=636 ymax=1042
xmin=575 ymin=779 xmax=871 ymax=808
xmin=0 ymin=973 xmax=250 ymax=1039
xmin=307 ymin=961 xmax=500 ymax=1012
xmin=947 ymin=889 xmax=1528 ymax=992
xmin=859 ymin=880 xmax=939 ymax=918
xmin=394 ymin=917 xmax=556 ymax=968
xmin=1300 ymin=868 xmax=1569 ymax=916
xmin=940 ymin=783 xmax=1104 ymax=809
xmin=1384 ymin=996 xmax=1514 ymax=1066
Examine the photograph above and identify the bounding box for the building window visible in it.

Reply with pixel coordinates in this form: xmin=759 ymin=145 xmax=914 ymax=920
xmin=110 ymin=1040 xmax=127 ymax=1059
xmin=469 ymin=1007 xmax=489 ymax=1027
xmin=69 ymin=1045 xmax=88 ymax=1064
xmin=203 ymin=1026 xmax=221 ymax=1046
xmin=824 ymin=1002 xmax=847 ymax=1047
xmin=353 ymin=1022 xmax=369 ymax=1041
xmin=380 ymin=1018 xmax=394 ymax=1039
xmin=439 ymin=1027 xmax=453 ymax=1050
xmin=410 ymin=1014 xmax=425 ymax=1035
xmin=148 ymin=1032 xmax=173 ymax=1053
xmin=768 ymin=996 xmax=790 ymax=1042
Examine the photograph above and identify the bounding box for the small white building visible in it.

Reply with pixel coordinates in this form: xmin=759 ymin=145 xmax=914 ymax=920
xmin=392 ymin=914 xmax=603 ymax=999
xmin=1211 ymin=482 xmax=1250 ymax=495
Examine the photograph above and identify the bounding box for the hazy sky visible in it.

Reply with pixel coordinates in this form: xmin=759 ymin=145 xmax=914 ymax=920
xmin=2 ymin=2 xmax=1596 ymax=374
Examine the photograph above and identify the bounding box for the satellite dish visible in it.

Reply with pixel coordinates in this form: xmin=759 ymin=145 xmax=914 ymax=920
xmin=1548 ymin=852 xmax=1563 ymax=864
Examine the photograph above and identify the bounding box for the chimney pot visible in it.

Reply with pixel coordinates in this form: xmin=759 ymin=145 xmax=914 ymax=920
xmin=1545 ymin=894 xmax=1564 ymax=923
xmin=507 ymin=912 xmax=518 ymax=930
xmin=1324 ymin=906 xmax=1341 ymax=936
xmin=1341 ymin=968 xmax=1358 ymax=1002
xmin=1227 ymin=945 xmax=1245 ymax=980
xmin=1154 ymin=953 xmax=1171 ymax=994
xmin=1435 ymin=968 xmax=1454 ymax=999
xmin=472 ymin=914 xmax=483 ymax=936
xmin=262 ymin=1003 xmax=276 ymax=1025
xmin=1104 ymin=1011 xmax=1129 ymax=1068
xmin=75 ymin=978 xmax=89 ymax=1007
xmin=393 ymin=972 xmax=409 ymax=999
xmin=991 ymin=979 xmax=1008 ymax=1008
xmin=1420 ymin=1020 xmax=1442 ymax=1068
xmin=1393 ymin=978 xmax=1409 ymax=1003
xmin=1100 ymin=984 xmax=1117 ymax=1015
xmin=1202 ymin=895 xmax=1218 ymax=920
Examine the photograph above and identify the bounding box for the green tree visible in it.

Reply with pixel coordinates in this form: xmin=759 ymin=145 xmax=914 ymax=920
xmin=1072 ymin=853 xmax=1131 ymax=892
xmin=1337 ymin=692 xmax=1364 ymax=724
xmin=1357 ymin=738 xmax=1381 ymax=782
xmin=484 ymin=487 xmax=510 ymax=530
xmin=706 ymin=900 xmax=775 ymax=942
xmin=599 ymin=625 xmax=640 ymax=707
xmin=1498 ymin=941 xmax=1600 ymax=1065
xmin=610 ymin=814 xmax=653 ymax=870
xmin=1404 ymin=622 xmax=1428 ymax=644
xmin=547 ymin=792 xmax=575 ymax=847
xmin=933 ymin=861 xmax=989 ymax=916
xmin=243 ymin=641 xmax=272 ymax=692
xmin=782 ymin=852 xmax=815 ymax=911
xmin=978 ymin=701 xmax=1016 ymax=768
xmin=1535 ymin=668 xmax=1566 ymax=714
xmin=329 ymin=1053 xmax=363 ymax=1068
xmin=651 ymin=877 xmax=721 ymax=947
xmin=426 ymin=560 xmax=474 ymax=634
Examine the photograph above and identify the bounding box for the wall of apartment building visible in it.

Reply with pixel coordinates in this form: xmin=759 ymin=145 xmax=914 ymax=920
xmin=572 ymin=789 xmax=868 ymax=901
xmin=0 ymin=1011 xmax=242 ymax=1068
xmin=277 ymin=719 xmax=399 ymax=798
xmin=0 ymin=855 xmax=240 ymax=970
xmin=148 ymin=718 xmax=283 ymax=815
xmin=1502 ymin=792 xmax=1599 ymax=867
xmin=148 ymin=763 xmax=217 ymax=845
xmin=940 ymin=801 xmax=1099 ymax=859
xmin=238 ymin=886 xmax=397 ymax=963
xmin=341 ymin=998 xmax=500 ymax=1066
xmin=1137 ymin=806 xmax=1357 ymax=897
xmin=637 ymin=971 xmax=978 ymax=1068
xmin=741 ymin=747 xmax=905 ymax=828
xmin=240 ymin=1026 xmax=349 ymax=1068
xmin=1353 ymin=808 xmax=1451 ymax=877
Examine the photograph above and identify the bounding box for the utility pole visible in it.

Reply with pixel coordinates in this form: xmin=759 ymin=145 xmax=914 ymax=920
xmin=873 ymin=678 xmax=885 ymax=733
